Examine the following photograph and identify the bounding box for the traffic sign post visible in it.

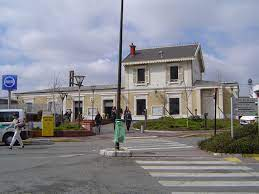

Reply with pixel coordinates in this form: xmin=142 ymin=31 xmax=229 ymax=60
xmin=2 ymin=75 xmax=18 ymax=109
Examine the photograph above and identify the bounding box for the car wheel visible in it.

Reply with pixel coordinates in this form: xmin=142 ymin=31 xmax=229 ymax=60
xmin=4 ymin=134 xmax=13 ymax=146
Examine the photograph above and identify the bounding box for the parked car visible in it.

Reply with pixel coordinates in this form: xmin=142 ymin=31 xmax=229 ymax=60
xmin=240 ymin=116 xmax=257 ymax=125
xmin=0 ymin=109 xmax=30 ymax=145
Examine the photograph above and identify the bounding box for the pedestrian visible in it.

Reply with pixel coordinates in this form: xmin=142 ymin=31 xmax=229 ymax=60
xmin=8 ymin=114 xmax=25 ymax=149
xmin=111 ymin=106 xmax=117 ymax=131
xmin=94 ymin=111 xmax=102 ymax=134
xmin=124 ymin=110 xmax=132 ymax=132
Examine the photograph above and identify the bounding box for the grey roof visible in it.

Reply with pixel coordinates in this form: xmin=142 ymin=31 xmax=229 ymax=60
xmin=15 ymin=84 xmax=120 ymax=95
xmin=122 ymin=44 xmax=199 ymax=64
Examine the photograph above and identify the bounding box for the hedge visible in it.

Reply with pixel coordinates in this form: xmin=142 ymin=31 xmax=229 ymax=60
xmin=198 ymin=124 xmax=259 ymax=154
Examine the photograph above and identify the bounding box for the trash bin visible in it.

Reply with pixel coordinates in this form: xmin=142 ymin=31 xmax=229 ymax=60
xmin=114 ymin=119 xmax=126 ymax=144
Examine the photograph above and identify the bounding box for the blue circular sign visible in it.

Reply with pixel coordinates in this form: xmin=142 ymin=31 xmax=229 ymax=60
xmin=3 ymin=76 xmax=16 ymax=88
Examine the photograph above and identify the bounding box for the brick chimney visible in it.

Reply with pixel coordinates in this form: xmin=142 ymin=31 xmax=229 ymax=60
xmin=130 ymin=43 xmax=136 ymax=56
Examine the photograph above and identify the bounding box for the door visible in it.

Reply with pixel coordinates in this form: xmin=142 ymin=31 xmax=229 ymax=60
xmin=103 ymin=100 xmax=113 ymax=119
xmin=74 ymin=101 xmax=83 ymax=120
xmin=136 ymin=99 xmax=146 ymax=115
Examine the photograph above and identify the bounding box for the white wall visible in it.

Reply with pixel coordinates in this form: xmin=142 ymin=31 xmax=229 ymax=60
xmin=124 ymin=61 xmax=194 ymax=90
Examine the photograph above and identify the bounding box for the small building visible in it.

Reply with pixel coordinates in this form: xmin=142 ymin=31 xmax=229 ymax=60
xmin=15 ymin=43 xmax=239 ymax=120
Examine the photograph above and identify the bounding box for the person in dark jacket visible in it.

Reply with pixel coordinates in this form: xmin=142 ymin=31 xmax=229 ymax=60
xmin=94 ymin=111 xmax=102 ymax=134
xmin=124 ymin=110 xmax=132 ymax=132
xmin=111 ymin=106 xmax=117 ymax=131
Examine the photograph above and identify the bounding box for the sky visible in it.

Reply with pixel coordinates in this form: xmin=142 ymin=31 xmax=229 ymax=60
xmin=0 ymin=0 xmax=259 ymax=96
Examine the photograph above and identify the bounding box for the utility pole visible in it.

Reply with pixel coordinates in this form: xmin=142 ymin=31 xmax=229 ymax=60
xmin=115 ymin=0 xmax=124 ymax=150
xmin=214 ymin=88 xmax=218 ymax=136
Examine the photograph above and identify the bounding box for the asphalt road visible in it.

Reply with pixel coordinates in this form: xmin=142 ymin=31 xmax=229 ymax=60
xmin=0 ymin=124 xmax=259 ymax=194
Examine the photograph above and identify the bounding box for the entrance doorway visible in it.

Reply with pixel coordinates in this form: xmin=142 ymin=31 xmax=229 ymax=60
xmin=136 ymin=99 xmax=146 ymax=115
xmin=103 ymin=100 xmax=113 ymax=119
xmin=74 ymin=101 xmax=83 ymax=120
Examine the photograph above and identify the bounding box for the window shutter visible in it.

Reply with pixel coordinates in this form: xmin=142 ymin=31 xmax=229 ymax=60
xmin=166 ymin=65 xmax=170 ymax=83
xmin=178 ymin=65 xmax=184 ymax=81
xmin=133 ymin=68 xmax=137 ymax=84
xmin=145 ymin=66 xmax=150 ymax=84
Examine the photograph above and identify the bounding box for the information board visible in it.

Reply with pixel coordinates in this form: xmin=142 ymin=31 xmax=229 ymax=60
xmin=235 ymin=97 xmax=257 ymax=116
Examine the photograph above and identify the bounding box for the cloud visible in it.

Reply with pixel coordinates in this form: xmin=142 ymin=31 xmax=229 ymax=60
xmin=0 ymin=0 xmax=259 ymax=96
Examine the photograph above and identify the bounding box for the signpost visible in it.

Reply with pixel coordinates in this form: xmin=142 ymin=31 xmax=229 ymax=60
xmin=2 ymin=75 xmax=18 ymax=109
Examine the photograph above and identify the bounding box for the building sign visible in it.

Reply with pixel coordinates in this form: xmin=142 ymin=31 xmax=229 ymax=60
xmin=234 ymin=97 xmax=258 ymax=116
xmin=152 ymin=106 xmax=163 ymax=116
xmin=2 ymin=75 xmax=17 ymax=91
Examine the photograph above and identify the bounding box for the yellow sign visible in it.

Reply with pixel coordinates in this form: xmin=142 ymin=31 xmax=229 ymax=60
xmin=42 ymin=115 xmax=54 ymax=136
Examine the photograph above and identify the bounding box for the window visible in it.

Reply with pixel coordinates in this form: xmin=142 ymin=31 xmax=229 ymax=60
xmin=26 ymin=103 xmax=33 ymax=112
xmin=169 ymin=98 xmax=179 ymax=115
xmin=0 ymin=111 xmax=19 ymax=122
xmin=137 ymin=68 xmax=145 ymax=83
xmin=136 ymin=99 xmax=146 ymax=115
xmin=170 ymin=66 xmax=178 ymax=81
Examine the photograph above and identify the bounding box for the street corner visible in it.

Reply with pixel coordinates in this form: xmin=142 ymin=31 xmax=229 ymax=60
xmin=99 ymin=147 xmax=132 ymax=157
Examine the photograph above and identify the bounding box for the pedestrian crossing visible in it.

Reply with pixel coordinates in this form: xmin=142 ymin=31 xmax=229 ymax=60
xmin=124 ymin=138 xmax=193 ymax=152
xmin=136 ymin=159 xmax=259 ymax=193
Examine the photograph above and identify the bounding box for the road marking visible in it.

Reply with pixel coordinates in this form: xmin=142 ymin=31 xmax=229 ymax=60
xmin=57 ymin=154 xmax=85 ymax=158
xmin=171 ymin=192 xmax=258 ymax=194
xmin=136 ymin=160 xmax=236 ymax=165
xmin=149 ymin=172 xmax=259 ymax=177
xmin=159 ymin=180 xmax=259 ymax=187
xmin=126 ymin=136 xmax=158 ymax=139
xmin=128 ymin=146 xmax=193 ymax=151
xmin=126 ymin=143 xmax=188 ymax=148
xmin=141 ymin=165 xmax=251 ymax=170
xmin=224 ymin=157 xmax=242 ymax=163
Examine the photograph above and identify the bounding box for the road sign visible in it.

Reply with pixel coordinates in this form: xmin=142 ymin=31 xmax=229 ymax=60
xmin=234 ymin=97 xmax=257 ymax=116
xmin=2 ymin=75 xmax=17 ymax=91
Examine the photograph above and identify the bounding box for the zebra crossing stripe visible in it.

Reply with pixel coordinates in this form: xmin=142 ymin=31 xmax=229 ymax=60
xmin=149 ymin=172 xmax=259 ymax=177
xmin=128 ymin=146 xmax=193 ymax=151
xmin=159 ymin=180 xmax=259 ymax=187
xmin=141 ymin=166 xmax=252 ymax=170
xmin=127 ymin=144 xmax=190 ymax=149
xmin=136 ymin=160 xmax=235 ymax=165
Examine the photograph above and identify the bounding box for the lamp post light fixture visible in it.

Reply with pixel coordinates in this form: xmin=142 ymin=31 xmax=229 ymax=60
xmin=74 ymin=75 xmax=85 ymax=128
xmin=90 ymin=85 xmax=96 ymax=121
xmin=59 ymin=92 xmax=68 ymax=124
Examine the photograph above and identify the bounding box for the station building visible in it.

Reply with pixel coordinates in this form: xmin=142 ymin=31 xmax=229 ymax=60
xmin=15 ymin=43 xmax=239 ymax=120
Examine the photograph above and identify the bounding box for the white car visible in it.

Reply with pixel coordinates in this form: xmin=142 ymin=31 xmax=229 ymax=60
xmin=0 ymin=109 xmax=29 ymax=145
xmin=240 ymin=116 xmax=257 ymax=125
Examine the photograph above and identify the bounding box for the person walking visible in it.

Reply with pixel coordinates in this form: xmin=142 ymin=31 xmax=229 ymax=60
xmin=111 ymin=106 xmax=117 ymax=131
xmin=124 ymin=110 xmax=132 ymax=132
xmin=8 ymin=114 xmax=25 ymax=149
xmin=94 ymin=111 xmax=102 ymax=134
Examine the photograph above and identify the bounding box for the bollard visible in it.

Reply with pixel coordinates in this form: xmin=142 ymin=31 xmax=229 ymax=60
xmin=141 ymin=125 xmax=144 ymax=133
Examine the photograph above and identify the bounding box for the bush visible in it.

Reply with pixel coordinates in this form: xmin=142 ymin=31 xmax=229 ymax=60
xmin=199 ymin=124 xmax=259 ymax=154
xmin=54 ymin=123 xmax=81 ymax=131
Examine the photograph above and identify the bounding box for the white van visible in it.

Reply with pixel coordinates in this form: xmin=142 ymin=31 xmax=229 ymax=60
xmin=0 ymin=109 xmax=29 ymax=145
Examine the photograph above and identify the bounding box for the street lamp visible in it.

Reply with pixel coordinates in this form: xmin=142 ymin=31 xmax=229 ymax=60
xmin=115 ymin=0 xmax=124 ymax=150
xmin=90 ymin=85 xmax=96 ymax=121
xmin=74 ymin=75 xmax=85 ymax=128
xmin=59 ymin=92 xmax=68 ymax=124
